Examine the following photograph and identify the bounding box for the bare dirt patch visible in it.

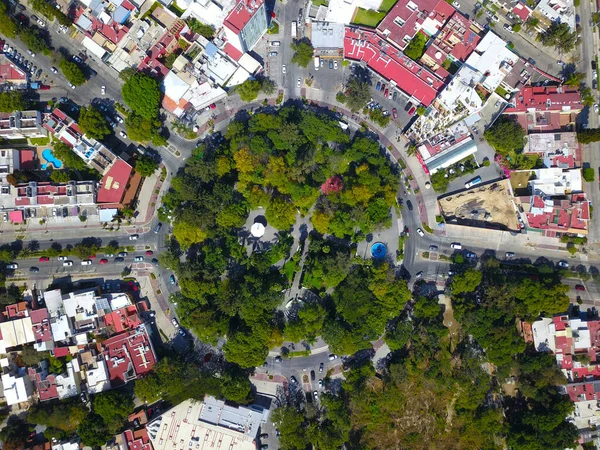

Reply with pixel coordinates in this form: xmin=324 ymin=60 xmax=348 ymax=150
xmin=440 ymin=179 xmax=518 ymax=230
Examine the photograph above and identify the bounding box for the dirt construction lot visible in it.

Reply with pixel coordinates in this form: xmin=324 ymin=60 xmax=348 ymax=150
xmin=439 ymin=179 xmax=518 ymax=229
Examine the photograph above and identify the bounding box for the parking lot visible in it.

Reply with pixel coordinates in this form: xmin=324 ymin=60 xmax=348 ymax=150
xmin=365 ymin=71 xmax=414 ymax=129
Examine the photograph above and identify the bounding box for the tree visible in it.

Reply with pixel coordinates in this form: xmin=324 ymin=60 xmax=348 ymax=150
xmin=484 ymin=116 xmax=526 ymax=155
xmin=512 ymin=23 xmax=521 ymax=32
xmin=173 ymin=218 xmax=208 ymax=248
xmin=220 ymin=371 xmax=252 ymax=403
xmin=237 ymin=79 xmax=262 ymax=102
xmin=93 ymin=391 xmax=134 ymax=434
xmin=404 ymin=32 xmax=427 ymax=60
xmin=580 ymin=86 xmax=595 ymax=107
xmin=28 ymin=399 xmax=88 ymax=436
xmin=50 ymin=170 xmax=71 ymax=183
xmin=451 ymin=268 xmax=482 ymax=295
xmin=260 ymin=77 xmax=277 ymax=95
xmin=58 ymin=59 xmax=86 ymax=86
xmin=0 ymin=92 xmax=29 ymax=112
xmin=187 ymin=18 xmax=215 ymax=38
xmin=122 ymin=73 xmax=161 ymax=119
xmin=0 ymin=3 xmax=17 ymax=38
xmin=578 ymin=128 xmax=600 ymax=144
xmin=564 ymin=72 xmax=585 ymax=86
xmin=125 ymin=114 xmax=166 ymax=145
xmin=78 ymin=413 xmax=111 ymax=448
xmin=266 ymin=197 xmax=297 ymax=230
xmin=272 ymin=407 xmax=309 ymax=450
xmin=20 ymin=28 xmax=50 ymax=54
xmin=540 ymin=22 xmax=578 ymax=52
xmin=290 ymin=39 xmax=314 ymax=67
xmin=344 ymin=77 xmax=370 ymax=112
xmin=224 ymin=328 xmax=270 ymax=369
xmin=52 ymin=141 xmax=88 ymax=171
xmin=78 ymin=106 xmax=111 ymax=140
xmin=135 ymin=154 xmax=159 ymax=177
xmin=583 ymin=167 xmax=595 ymax=182
xmin=0 ymin=416 xmax=31 ymax=450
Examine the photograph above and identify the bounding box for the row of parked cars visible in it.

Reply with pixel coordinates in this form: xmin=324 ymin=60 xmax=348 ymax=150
xmin=2 ymin=43 xmax=43 ymax=79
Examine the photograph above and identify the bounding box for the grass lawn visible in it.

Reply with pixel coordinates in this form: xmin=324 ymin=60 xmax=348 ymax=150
xmin=267 ymin=20 xmax=279 ymax=35
xmin=283 ymin=259 xmax=297 ymax=282
xmin=29 ymin=136 xmax=50 ymax=146
xmin=352 ymin=8 xmax=386 ymax=27
xmin=379 ymin=0 xmax=398 ymax=12
xmin=312 ymin=0 xmax=329 ymax=6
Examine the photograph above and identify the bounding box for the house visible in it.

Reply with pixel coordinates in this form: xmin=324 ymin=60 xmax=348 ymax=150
xmin=524 ymin=132 xmax=582 ymax=168
xmin=96 ymin=159 xmax=134 ymax=206
xmin=0 ymin=54 xmax=28 ymax=87
xmin=146 ymin=397 xmax=269 ymax=450
xmin=416 ymin=121 xmax=477 ymax=174
xmin=376 ymin=0 xmax=455 ymax=51
xmin=533 ymin=0 xmax=576 ymax=30
xmin=519 ymin=190 xmax=590 ymax=236
xmin=2 ymin=371 xmax=34 ymax=406
xmin=79 ymin=351 xmax=110 ymax=394
xmin=101 ymin=324 xmax=157 ymax=387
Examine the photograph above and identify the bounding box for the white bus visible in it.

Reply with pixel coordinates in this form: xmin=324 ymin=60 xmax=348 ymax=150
xmin=291 ymin=21 xmax=297 ymax=38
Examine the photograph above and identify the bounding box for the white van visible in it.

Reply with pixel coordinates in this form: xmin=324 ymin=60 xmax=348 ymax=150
xmin=450 ymin=243 xmax=462 ymax=250
xmin=81 ymin=260 xmax=92 ymax=265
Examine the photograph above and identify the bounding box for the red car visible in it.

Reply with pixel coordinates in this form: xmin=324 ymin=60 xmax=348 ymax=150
xmin=209 ymin=103 xmax=216 ymax=109
xmin=99 ymin=259 xmax=109 ymax=265
xmin=39 ymin=256 xmax=49 ymax=262
xmin=408 ymin=106 xmax=417 ymax=115
xmin=146 ymin=250 xmax=154 ymax=256
xmin=576 ymin=284 xmax=585 ymax=291
xmin=384 ymin=88 xmax=389 ymax=97
xmin=392 ymin=108 xmax=398 ymax=119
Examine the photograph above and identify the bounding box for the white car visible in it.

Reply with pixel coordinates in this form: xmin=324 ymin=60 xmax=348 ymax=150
xmin=116 ymin=116 xmax=123 ymax=123
xmin=6 ymin=263 xmax=18 ymax=269
xmin=134 ymin=256 xmax=144 ymax=262
xmin=2 ymin=44 xmax=8 ymax=52
xmin=297 ymin=78 xmax=301 ymax=87
xmin=120 ymin=131 xmax=127 ymax=139
xmin=81 ymin=260 xmax=92 ymax=265
xmin=27 ymin=49 xmax=35 ymax=57
xmin=282 ymin=64 xmax=286 ymax=74
xmin=334 ymin=60 xmax=338 ymax=69
xmin=129 ymin=234 xmax=138 ymax=240
xmin=57 ymin=256 xmax=67 ymax=261
xmin=63 ymin=261 xmax=74 ymax=267
xmin=171 ymin=318 xmax=179 ymax=328
xmin=558 ymin=260 xmax=569 ymax=268
xmin=50 ymin=67 xmax=58 ymax=74
xmin=101 ymin=85 xmax=106 ymax=95
xmin=68 ymin=82 xmax=76 ymax=90
xmin=453 ymin=0 xmax=460 ymax=6
xmin=450 ymin=243 xmax=462 ymax=249
xmin=416 ymin=228 xmax=425 ymax=237
xmin=594 ymin=103 xmax=599 ymax=114
xmin=503 ymin=23 xmax=513 ymax=33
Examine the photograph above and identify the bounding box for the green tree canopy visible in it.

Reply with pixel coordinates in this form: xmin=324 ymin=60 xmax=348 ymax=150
xmin=0 ymin=92 xmax=29 ymax=113
xmin=78 ymin=106 xmax=111 ymax=140
xmin=78 ymin=413 xmax=111 ymax=448
xmin=290 ymin=39 xmax=314 ymax=67
xmin=484 ymin=116 xmax=526 ymax=156
xmin=237 ymin=79 xmax=262 ymax=102
xmin=0 ymin=416 xmax=31 ymax=450
xmin=122 ymin=73 xmax=161 ymax=119
xmin=187 ymin=18 xmax=215 ymax=37
xmin=404 ymin=32 xmax=427 ymax=60
xmin=58 ymin=59 xmax=86 ymax=86
xmin=451 ymin=268 xmax=482 ymax=295
xmin=125 ymin=114 xmax=166 ymax=145
xmin=344 ymin=76 xmax=371 ymax=112
xmin=0 ymin=2 xmax=17 ymax=38
xmin=135 ymin=154 xmax=159 ymax=177
xmin=52 ymin=141 xmax=89 ymax=171
xmin=540 ymin=22 xmax=578 ymax=52
xmin=20 ymin=28 xmax=51 ymax=54
xmin=92 ymin=391 xmax=134 ymax=434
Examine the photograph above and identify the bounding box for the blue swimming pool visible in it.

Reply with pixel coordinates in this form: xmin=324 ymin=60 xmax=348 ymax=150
xmin=41 ymin=148 xmax=63 ymax=170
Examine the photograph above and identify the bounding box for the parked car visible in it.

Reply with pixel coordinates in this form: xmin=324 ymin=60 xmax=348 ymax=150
xmin=114 ymin=257 xmax=125 ymax=263
xmin=99 ymin=259 xmax=108 ymax=264
xmin=153 ymin=222 xmax=162 ymax=233
xmin=146 ymin=250 xmax=154 ymax=256
xmin=376 ymin=81 xmax=381 ymax=91
xmin=101 ymin=85 xmax=105 ymax=95
xmin=333 ymin=60 xmax=338 ymax=69
xmin=466 ymin=251 xmax=477 ymax=259
xmin=270 ymin=41 xmax=281 ymax=46
xmin=29 ymin=267 xmax=39 ymax=273
xmin=558 ymin=260 xmax=569 ymax=268
xmin=282 ymin=64 xmax=286 ymax=73
xmin=171 ymin=318 xmax=179 ymax=328
xmin=134 ymin=256 xmax=144 ymax=262
xmin=384 ymin=88 xmax=389 ymax=97
xmin=169 ymin=274 xmax=176 ymax=284
xmin=260 ymin=434 xmax=269 ymax=439
xmin=329 ymin=60 xmax=333 ymax=69
xmin=268 ymin=51 xmax=278 ymax=56
xmin=118 ymin=252 xmax=128 ymax=258
xmin=505 ymin=252 xmax=515 ymax=258
xmin=129 ymin=234 xmax=138 ymax=240
xmin=290 ymin=376 xmax=297 ymax=383
xmin=151 ymin=258 xmax=159 ymax=266
xmin=392 ymin=108 xmax=398 ymax=118
xmin=120 ymin=130 xmax=127 ymax=139
xmin=328 ymin=353 xmax=338 ymax=360
xmin=503 ymin=23 xmax=513 ymax=33
xmin=406 ymin=200 xmax=413 ymax=210
xmin=50 ymin=67 xmax=58 ymax=74
xmin=310 ymin=370 xmax=316 ymax=381
xmin=63 ymin=261 xmax=73 ymax=267
xmin=297 ymin=78 xmax=301 ymax=87
xmin=429 ymin=245 xmax=438 ymax=251
xmin=57 ymin=256 xmax=67 ymax=261
xmin=81 ymin=260 xmax=92 ymax=265
xmin=6 ymin=263 xmax=18 ymax=269
xmin=392 ymin=91 xmax=397 ymax=101
xmin=39 ymin=256 xmax=49 ymax=262
xmin=576 ymin=284 xmax=586 ymax=291
xmin=416 ymin=228 xmax=425 ymax=237
xmin=408 ymin=105 xmax=417 ymax=115
xmin=450 ymin=243 xmax=462 ymax=249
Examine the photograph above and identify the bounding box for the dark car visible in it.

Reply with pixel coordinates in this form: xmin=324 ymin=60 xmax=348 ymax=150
xmin=260 ymin=434 xmax=269 ymax=439
xmin=151 ymin=258 xmax=159 ymax=266
xmin=406 ymin=200 xmax=413 ymax=211
xmin=593 ymin=60 xmax=597 ymax=71
xmin=114 ymin=257 xmax=125 ymax=263
xmin=29 ymin=267 xmax=39 ymax=273
xmin=290 ymin=376 xmax=297 ymax=384
xmin=310 ymin=370 xmax=316 ymax=381
xmin=376 ymin=81 xmax=381 ymax=91
xmin=319 ymin=362 xmax=324 ymax=373
xmin=384 ymin=88 xmax=389 ymax=97
xmin=576 ymin=284 xmax=586 ymax=291
xmin=392 ymin=91 xmax=397 ymax=101
xmin=329 ymin=60 xmax=333 ymax=69
xmin=153 ymin=222 xmax=163 ymax=233
xmin=170 ymin=274 xmax=176 ymax=284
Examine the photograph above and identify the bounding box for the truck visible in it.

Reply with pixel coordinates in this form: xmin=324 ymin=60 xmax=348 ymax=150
xmin=464 ymin=176 xmax=482 ymax=189
xmin=314 ymin=56 xmax=320 ymax=70
xmin=291 ymin=20 xmax=297 ymax=38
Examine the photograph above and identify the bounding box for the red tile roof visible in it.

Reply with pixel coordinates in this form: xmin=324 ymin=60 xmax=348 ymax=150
xmin=97 ymin=159 xmax=132 ymax=204
xmin=9 ymin=210 xmax=23 ymax=223
xmin=101 ymin=326 xmax=156 ymax=387
xmin=0 ymin=55 xmax=27 ymax=83
xmin=512 ymin=3 xmax=532 ymax=22
xmin=31 ymin=308 xmax=53 ymax=343
xmin=103 ymin=305 xmax=141 ymax=334
xmin=224 ymin=0 xmax=265 ymax=34
xmin=123 ymin=429 xmax=152 ymax=450
xmin=19 ymin=150 xmax=35 ymax=170
xmin=344 ymin=28 xmax=444 ymax=106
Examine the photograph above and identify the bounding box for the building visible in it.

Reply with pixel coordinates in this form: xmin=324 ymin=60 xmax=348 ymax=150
xmin=0 ymin=315 xmax=36 ymax=353
xmin=323 ymin=0 xmax=382 ymax=24
xmin=512 ymin=2 xmax=533 ymax=22
xmin=0 ymin=111 xmax=47 ymax=140
xmin=180 ymin=0 xmax=238 ymax=29
xmin=146 ymin=397 xmax=269 ymax=450
xmin=524 ymin=132 xmax=582 ymax=168
xmin=12 ymin=181 xmax=96 ymax=210
xmin=504 ymin=86 xmax=583 ymax=132
xmin=101 ymin=324 xmax=156 ymax=387
xmin=416 ymin=121 xmax=477 ymax=174
xmin=161 ymin=70 xmax=227 ymax=117
xmin=96 ymin=159 xmax=133 ymax=206
xmin=3 ymin=371 xmax=34 ymax=405
xmin=344 ymin=28 xmax=445 ymax=106
xmin=0 ymin=54 xmax=28 ymax=87
xmin=312 ymin=21 xmax=345 ymax=53
xmin=31 ymin=308 xmax=54 ymax=352
xmin=533 ymin=0 xmax=575 ymax=30
xmin=519 ymin=190 xmax=590 ymax=236
xmin=376 ymin=0 xmax=455 ymax=51
xmin=79 ymin=351 xmax=110 ymax=394
xmin=222 ymin=0 xmax=268 ymax=54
